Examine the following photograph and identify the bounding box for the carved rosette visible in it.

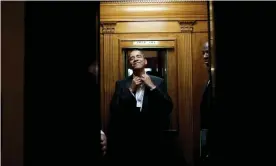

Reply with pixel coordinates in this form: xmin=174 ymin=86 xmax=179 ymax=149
xmin=178 ymin=21 xmax=196 ymax=33
xmin=101 ymin=22 xmax=117 ymax=34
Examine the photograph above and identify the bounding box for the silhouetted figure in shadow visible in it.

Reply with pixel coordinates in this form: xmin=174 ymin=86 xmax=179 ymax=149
xmin=88 ymin=61 xmax=107 ymax=158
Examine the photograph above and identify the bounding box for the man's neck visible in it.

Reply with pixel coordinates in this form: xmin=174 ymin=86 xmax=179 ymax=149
xmin=133 ymin=69 xmax=145 ymax=77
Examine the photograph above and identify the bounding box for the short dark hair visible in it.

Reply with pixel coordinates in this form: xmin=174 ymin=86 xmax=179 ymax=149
xmin=128 ymin=49 xmax=144 ymax=59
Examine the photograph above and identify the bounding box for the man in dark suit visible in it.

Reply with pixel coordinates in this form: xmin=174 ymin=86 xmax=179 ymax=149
xmin=88 ymin=61 xmax=107 ymax=157
xmin=200 ymin=42 xmax=213 ymax=164
xmin=201 ymin=42 xmax=211 ymax=130
xmin=107 ymin=49 xmax=173 ymax=164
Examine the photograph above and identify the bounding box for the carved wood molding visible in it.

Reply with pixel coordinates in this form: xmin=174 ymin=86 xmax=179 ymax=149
xmin=178 ymin=21 xmax=196 ymax=33
xmin=100 ymin=3 xmax=208 ymax=22
xmin=101 ymin=0 xmax=196 ymax=3
xmin=176 ymin=33 xmax=194 ymax=164
xmin=101 ymin=22 xmax=117 ymax=34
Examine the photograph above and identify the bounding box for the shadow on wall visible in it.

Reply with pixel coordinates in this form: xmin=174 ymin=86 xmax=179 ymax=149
xmin=1 ymin=2 xmax=24 ymax=166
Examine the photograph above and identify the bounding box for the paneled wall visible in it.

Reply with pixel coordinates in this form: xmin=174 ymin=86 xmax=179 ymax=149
xmin=100 ymin=1 xmax=209 ymax=165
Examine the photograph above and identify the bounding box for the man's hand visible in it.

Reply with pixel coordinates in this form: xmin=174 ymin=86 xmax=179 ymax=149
xmin=101 ymin=130 xmax=107 ymax=156
xmin=141 ymin=74 xmax=156 ymax=90
xmin=129 ymin=76 xmax=142 ymax=92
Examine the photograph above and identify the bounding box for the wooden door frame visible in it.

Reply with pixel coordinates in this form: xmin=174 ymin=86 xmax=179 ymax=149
xmin=119 ymin=37 xmax=179 ymax=133
xmin=100 ymin=33 xmax=196 ymax=164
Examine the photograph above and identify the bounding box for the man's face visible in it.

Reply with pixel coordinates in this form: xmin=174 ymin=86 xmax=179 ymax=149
xmin=202 ymin=42 xmax=209 ymax=67
xmin=88 ymin=62 xmax=98 ymax=76
xmin=128 ymin=50 xmax=147 ymax=70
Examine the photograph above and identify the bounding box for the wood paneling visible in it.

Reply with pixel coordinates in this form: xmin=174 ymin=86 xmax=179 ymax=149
xmin=120 ymin=40 xmax=175 ymax=48
xmin=114 ymin=33 xmax=177 ymax=40
xmin=176 ymin=33 xmax=194 ymax=165
xmin=167 ymin=49 xmax=178 ymax=131
xmin=101 ymin=32 xmax=198 ymax=164
xmin=100 ymin=34 xmax=120 ymax=131
xmin=100 ymin=21 xmax=208 ymax=33
xmin=193 ymin=21 xmax=209 ymax=33
xmin=115 ymin=21 xmax=181 ymax=33
xmin=100 ymin=1 xmax=208 ymax=22
xmin=100 ymin=1 xmax=209 ymax=165
xmin=100 ymin=34 xmax=104 ymax=129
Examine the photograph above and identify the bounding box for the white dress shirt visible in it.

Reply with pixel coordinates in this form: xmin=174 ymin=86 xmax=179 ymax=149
xmin=129 ymin=74 xmax=156 ymax=111
xmin=135 ymin=84 xmax=145 ymax=111
xmin=130 ymin=83 xmax=156 ymax=111
xmin=130 ymin=84 xmax=145 ymax=112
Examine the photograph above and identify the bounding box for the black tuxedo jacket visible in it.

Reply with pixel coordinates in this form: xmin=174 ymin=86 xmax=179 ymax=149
xmin=107 ymin=75 xmax=173 ymax=159
xmin=200 ymin=79 xmax=212 ymax=129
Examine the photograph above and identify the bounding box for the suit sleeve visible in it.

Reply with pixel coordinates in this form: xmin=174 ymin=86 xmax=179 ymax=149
xmin=107 ymin=81 xmax=121 ymax=155
xmin=150 ymin=79 xmax=173 ymax=116
xmin=109 ymin=81 xmax=121 ymax=115
xmin=109 ymin=81 xmax=136 ymax=114
xmin=107 ymin=81 xmax=136 ymax=154
xmin=200 ymin=82 xmax=212 ymax=129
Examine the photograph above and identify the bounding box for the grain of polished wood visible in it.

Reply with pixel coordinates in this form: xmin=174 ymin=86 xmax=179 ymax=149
xmin=100 ymin=1 xmax=208 ymax=22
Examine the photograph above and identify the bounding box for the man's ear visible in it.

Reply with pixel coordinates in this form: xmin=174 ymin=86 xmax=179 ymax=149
xmin=144 ymin=59 xmax=147 ymax=65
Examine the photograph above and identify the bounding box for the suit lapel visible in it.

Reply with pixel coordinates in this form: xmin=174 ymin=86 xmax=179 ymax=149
xmin=124 ymin=74 xmax=156 ymax=112
xmin=141 ymin=75 xmax=156 ymax=112
xmin=141 ymin=86 xmax=149 ymax=111
xmin=125 ymin=75 xmax=133 ymax=89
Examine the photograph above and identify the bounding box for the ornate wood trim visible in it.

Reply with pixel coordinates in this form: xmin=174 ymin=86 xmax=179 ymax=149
xmin=101 ymin=22 xmax=117 ymax=34
xmin=101 ymin=34 xmax=120 ymax=132
xmin=101 ymin=0 xmax=200 ymax=3
xmin=177 ymin=33 xmax=194 ymax=165
xmin=100 ymin=2 xmax=208 ymax=22
xmin=120 ymin=37 xmax=177 ymax=41
xmin=179 ymin=21 xmax=196 ymax=33
xmin=100 ymin=32 xmax=205 ymax=166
